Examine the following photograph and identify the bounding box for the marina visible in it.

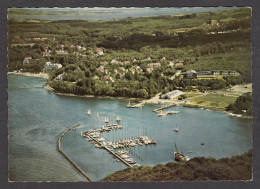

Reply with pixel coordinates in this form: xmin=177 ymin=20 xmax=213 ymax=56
xmin=81 ymin=123 xmax=157 ymax=167
xmin=8 ymin=75 xmax=253 ymax=181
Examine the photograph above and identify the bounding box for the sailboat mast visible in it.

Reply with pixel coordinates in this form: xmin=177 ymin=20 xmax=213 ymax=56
xmin=174 ymin=142 xmax=179 ymax=153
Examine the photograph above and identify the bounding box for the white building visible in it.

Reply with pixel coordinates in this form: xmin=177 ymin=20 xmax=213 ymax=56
xmin=161 ymin=90 xmax=183 ymax=100
xmin=44 ymin=62 xmax=62 ymax=71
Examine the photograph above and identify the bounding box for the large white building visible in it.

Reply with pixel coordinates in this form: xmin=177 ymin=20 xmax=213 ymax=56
xmin=44 ymin=62 xmax=62 ymax=71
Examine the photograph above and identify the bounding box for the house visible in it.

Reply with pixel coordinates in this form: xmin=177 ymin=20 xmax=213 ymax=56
xmin=161 ymin=57 xmax=166 ymax=61
xmin=103 ymin=75 xmax=113 ymax=82
xmin=161 ymin=90 xmax=183 ymax=100
xmin=212 ymin=70 xmax=220 ymax=75
xmin=44 ymin=62 xmax=62 ymax=71
xmin=33 ymin=37 xmax=47 ymax=41
xmin=197 ymin=71 xmax=211 ymax=76
xmin=175 ymin=63 xmax=183 ymax=67
xmin=23 ymin=57 xmax=35 ymax=65
xmin=111 ymin=59 xmax=122 ymax=65
xmin=133 ymin=65 xmax=142 ymax=73
xmin=147 ymin=67 xmax=153 ymax=73
xmin=228 ymin=70 xmax=236 ymax=75
xmin=169 ymin=61 xmax=174 ymax=68
xmin=96 ymin=48 xmax=104 ymax=56
xmin=96 ymin=66 xmax=105 ymax=73
xmin=123 ymin=61 xmax=130 ymax=65
xmin=56 ymin=50 xmax=68 ymax=55
xmin=57 ymin=72 xmax=65 ymax=80
xmin=42 ymin=48 xmax=52 ymax=57
xmin=183 ymin=70 xmax=197 ymax=79
xmin=111 ymin=59 xmax=118 ymax=63
xmin=100 ymin=61 xmax=108 ymax=65
xmin=148 ymin=62 xmax=161 ymax=68
xmin=221 ymin=70 xmax=229 ymax=75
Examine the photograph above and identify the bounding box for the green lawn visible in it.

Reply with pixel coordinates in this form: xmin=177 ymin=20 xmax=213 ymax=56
xmin=190 ymin=94 xmax=237 ymax=111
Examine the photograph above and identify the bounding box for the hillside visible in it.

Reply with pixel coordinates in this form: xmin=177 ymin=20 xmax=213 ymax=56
xmin=8 ymin=8 xmax=252 ymax=99
xmin=102 ymin=150 xmax=252 ymax=181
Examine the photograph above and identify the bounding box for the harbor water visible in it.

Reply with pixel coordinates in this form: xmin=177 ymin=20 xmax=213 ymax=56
xmin=8 ymin=75 xmax=252 ymax=181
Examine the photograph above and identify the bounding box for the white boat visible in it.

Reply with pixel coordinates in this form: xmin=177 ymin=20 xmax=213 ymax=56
xmin=174 ymin=152 xmax=190 ymax=161
xmin=158 ymin=111 xmax=167 ymax=116
xmin=168 ymin=111 xmax=179 ymax=114
xmin=173 ymin=128 xmax=179 ymax=132
xmin=97 ymin=137 xmax=105 ymax=142
xmin=173 ymin=121 xmax=179 ymax=132
xmin=116 ymin=115 xmax=121 ymax=122
xmin=87 ymin=109 xmax=91 ymax=115
xmin=126 ymin=100 xmax=131 ymax=108
xmin=97 ymin=113 xmax=99 ymax=118
xmin=105 ymin=117 xmax=109 ymax=123
xmin=174 ymin=143 xmax=189 ymax=162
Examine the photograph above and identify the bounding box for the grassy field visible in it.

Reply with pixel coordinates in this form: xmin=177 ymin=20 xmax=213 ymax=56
xmin=190 ymin=94 xmax=237 ymax=111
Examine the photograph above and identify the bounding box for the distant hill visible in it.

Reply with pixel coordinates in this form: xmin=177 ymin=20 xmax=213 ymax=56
xmin=102 ymin=150 xmax=252 ymax=181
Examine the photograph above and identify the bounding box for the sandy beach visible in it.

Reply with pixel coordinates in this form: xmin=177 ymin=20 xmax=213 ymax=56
xmin=8 ymin=71 xmax=49 ymax=79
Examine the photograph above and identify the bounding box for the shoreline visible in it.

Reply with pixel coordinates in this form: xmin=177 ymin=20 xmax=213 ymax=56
xmin=8 ymin=71 xmax=49 ymax=79
xmin=43 ymin=85 xmax=252 ymax=119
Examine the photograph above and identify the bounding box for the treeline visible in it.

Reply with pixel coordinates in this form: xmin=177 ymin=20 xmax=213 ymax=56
xmin=226 ymin=92 xmax=252 ymax=115
xmin=98 ymin=30 xmax=250 ymax=51
xmin=170 ymin=76 xmax=243 ymax=92
xmin=102 ymin=150 xmax=252 ymax=181
xmin=194 ymin=41 xmax=247 ymax=57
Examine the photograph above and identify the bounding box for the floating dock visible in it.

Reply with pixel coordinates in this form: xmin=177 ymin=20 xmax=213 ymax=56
xmin=153 ymin=104 xmax=176 ymax=112
xmin=82 ymin=124 xmax=156 ymax=167
xmin=85 ymin=132 xmax=133 ymax=167
xmin=126 ymin=102 xmax=144 ymax=108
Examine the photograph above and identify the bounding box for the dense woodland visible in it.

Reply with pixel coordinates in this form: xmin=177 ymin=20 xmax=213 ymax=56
xmin=102 ymin=150 xmax=252 ymax=181
xmin=8 ymin=8 xmax=252 ymax=100
xmin=226 ymin=92 xmax=252 ymax=115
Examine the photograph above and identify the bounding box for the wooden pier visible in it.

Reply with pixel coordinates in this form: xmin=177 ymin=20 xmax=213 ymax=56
xmin=153 ymin=103 xmax=176 ymax=112
xmin=58 ymin=124 xmax=92 ymax=182
xmin=85 ymin=132 xmax=132 ymax=167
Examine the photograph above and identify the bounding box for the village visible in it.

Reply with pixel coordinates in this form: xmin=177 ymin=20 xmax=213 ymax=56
xmin=21 ymin=42 xmax=237 ymax=83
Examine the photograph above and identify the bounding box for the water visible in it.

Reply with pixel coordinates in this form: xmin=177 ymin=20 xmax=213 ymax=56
xmin=8 ymin=7 xmax=238 ymax=21
xmin=8 ymin=75 xmax=252 ymax=181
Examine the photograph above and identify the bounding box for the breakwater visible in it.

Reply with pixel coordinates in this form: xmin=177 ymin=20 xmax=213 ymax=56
xmin=58 ymin=124 xmax=92 ymax=181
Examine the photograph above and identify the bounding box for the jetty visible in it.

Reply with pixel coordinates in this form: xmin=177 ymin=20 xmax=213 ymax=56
xmin=85 ymin=132 xmax=132 ymax=167
xmin=58 ymin=124 xmax=92 ymax=182
xmin=126 ymin=100 xmax=144 ymax=108
xmin=82 ymin=123 xmax=156 ymax=167
xmin=153 ymin=104 xmax=176 ymax=113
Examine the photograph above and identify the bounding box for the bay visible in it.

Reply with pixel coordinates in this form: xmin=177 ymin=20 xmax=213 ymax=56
xmin=8 ymin=75 xmax=252 ymax=181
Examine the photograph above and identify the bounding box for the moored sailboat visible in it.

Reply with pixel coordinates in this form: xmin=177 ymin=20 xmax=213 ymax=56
xmin=126 ymin=100 xmax=131 ymax=108
xmin=116 ymin=115 xmax=121 ymax=122
xmin=174 ymin=142 xmax=189 ymax=162
xmin=105 ymin=117 xmax=109 ymax=123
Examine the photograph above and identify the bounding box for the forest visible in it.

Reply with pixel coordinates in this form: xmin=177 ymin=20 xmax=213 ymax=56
xmin=102 ymin=150 xmax=252 ymax=181
xmin=8 ymin=8 xmax=252 ymax=99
